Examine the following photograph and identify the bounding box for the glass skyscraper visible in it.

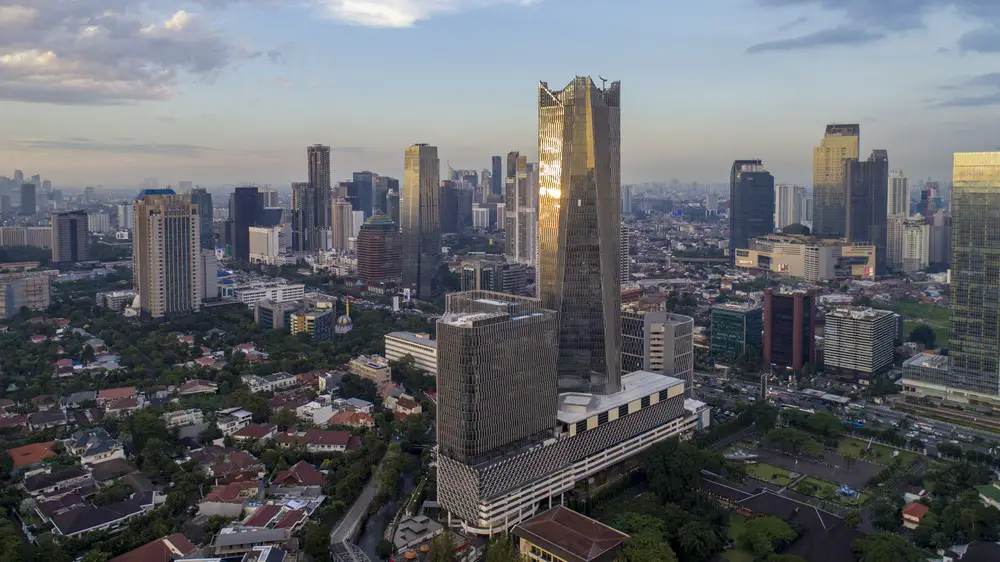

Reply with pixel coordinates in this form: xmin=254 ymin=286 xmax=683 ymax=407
xmin=949 ymin=152 xmax=1000 ymax=396
xmin=812 ymin=124 xmax=860 ymax=237
xmin=401 ymin=144 xmax=441 ymax=300
xmin=538 ymin=76 xmax=622 ymax=395
xmin=729 ymin=159 xmax=775 ymax=259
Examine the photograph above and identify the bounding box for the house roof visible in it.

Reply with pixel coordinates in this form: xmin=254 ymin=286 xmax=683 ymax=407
xmin=107 ymin=396 xmax=140 ymax=411
xmin=36 ymin=493 xmax=87 ymax=518
xmin=108 ymin=533 xmax=197 ymax=562
xmin=202 ymin=481 xmax=260 ymax=503
xmin=7 ymin=441 xmax=57 ymax=468
xmin=51 ymin=492 xmax=153 ymax=536
xmin=71 ymin=427 xmax=120 ymax=456
xmin=24 ymin=467 xmax=89 ymax=493
xmin=244 ymin=504 xmax=282 ymax=527
xmin=97 ymin=387 xmax=136 ymax=401
xmin=234 ymin=423 xmax=277 ymax=440
xmin=179 ymin=379 xmax=217 ymax=392
xmin=512 ymin=506 xmax=629 ymax=562
xmin=903 ymin=502 xmax=930 ymax=519
xmin=274 ymin=429 xmax=352 ymax=448
xmin=28 ymin=410 xmax=67 ymax=426
xmin=329 ymin=411 xmax=373 ymax=426
xmin=90 ymin=458 xmax=137 ymax=482
xmin=273 ymin=509 xmax=306 ymax=529
xmin=275 ymin=461 xmax=325 ymax=487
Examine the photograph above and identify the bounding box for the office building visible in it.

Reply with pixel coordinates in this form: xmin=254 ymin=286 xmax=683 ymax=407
xmin=491 ymin=156 xmax=502 ymax=196
xmin=619 ymin=224 xmax=630 ymax=284
xmin=844 ymin=149 xmax=889 ymax=274
xmin=889 ymin=170 xmax=909 ymax=217
xmin=222 ymin=281 xmax=305 ymax=307
xmin=0 ymin=272 xmax=52 ymax=319
xmin=248 ymin=226 xmax=283 ymax=265
xmin=386 ymin=190 xmax=400 ymax=228
xmin=620 ymin=307 xmax=694 ymax=395
xmin=51 ymin=211 xmax=89 ymax=264
xmin=401 ymin=144 xmax=441 ymax=300
xmin=200 ymin=250 xmax=218 ymax=300
xmin=96 ymin=289 xmax=137 ymax=312
xmin=290 ymin=308 xmax=334 ymax=341
xmin=351 ymin=171 xmax=376 ymax=218
xmin=20 ymin=183 xmax=36 ymax=215
xmin=384 ymin=332 xmax=437 ymax=376
xmin=812 ymin=124 xmax=860 ymax=237
xmin=622 ymin=185 xmax=632 ymax=215
xmin=0 ymin=226 xmax=51 ymax=249
xmin=189 ymin=188 xmax=214 ymax=249
xmin=307 ymin=144 xmax=332 ymax=232
xmin=503 ymin=152 xmax=538 ymax=267
xmin=823 ymin=307 xmax=896 ymax=379
xmin=231 ymin=187 xmax=263 ymax=261
xmin=254 ymin=299 xmax=299 ymax=330
xmin=887 ymin=216 xmax=929 ymax=274
xmin=375 ymin=176 xmax=398 ymax=215
xmin=710 ymin=303 xmax=763 ymax=361
xmin=259 ymin=188 xmax=278 ymax=208
xmin=734 ymin=233 xmax=877 ymax=282
xmin=472 ymin=206 xmax=490 ymax=229
xmin=356 ymin=215 xmax=402 ymax=285
xmin=762 ymin=289 xmax=816 ymax=372
xmin=729 ymin=160 xmax=775 ymax=260
xmin=291 ymin=181 xmax=313 ymax=251
xmin=929 ymin=210 xmax=951 ymax=270
xmin=441 ymin=182 xmax=473 ymax=234
xmin=331 ymin=198 xmax=353 ymax=251
xmin=774 ymin=184 xmax=805 ymax=230
xmin=347 ymin=354 xmax=392 ymax=387
xmin=133 ymin=190 xmax=202 ymax=319
xmin=116 ymin=203 xmax=134 ymax=231
xmin=87 ymin=212 xmax=112 ymax=234
xmin=948 ymin=152 xmax=1000 ymax=397
xmin=538 ymin=76 xmax=622 ymax=394
xmin=459 ymin=260 xmax=527 ymax=295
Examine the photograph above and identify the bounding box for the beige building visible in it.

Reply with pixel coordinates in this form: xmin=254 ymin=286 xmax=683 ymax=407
xmin=0 ymin=226 xmax=51 ymax=249
xmin=384 ymin=332 xmax=437 ymax=376
xmin=248 ymin=226 xmax=282 ymax=265
xmin=133 ymin=190 xmax=202 ymax=319
xmin=812 ymin=124 xmax=860 ymax=237
xmin=331 ymin=198 xmax=353 ymax=252
xmin=347 ymin=354 xmax=391 ymax=387
xmin=734 ymin=233 xmax=876 ymax=282
xmin=0 ymin=272 xmax=53 ymax=319
xmin=887 ymin=216 xmax=929 ymax=274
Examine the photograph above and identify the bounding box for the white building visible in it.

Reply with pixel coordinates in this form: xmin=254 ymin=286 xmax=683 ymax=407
xmin=473 ymin=206 xmax=490 ymax=229
xmin=888 ymin=170 xmax=909 ymax=217
xmin=216 ymin=408 xmax=253 ymax=435
xmin=248 ymin=226 xmax=284 ymax=265
xmin=163 ymin=408 xmax=205 ymax=429
xmin=888 ymin=216 xmax=930 ymax=275
xmin=242 ymin=372 xmax=297 ymax=394
xmin=774 ymin=184 xmax=805 ymax=229
xmin=87 ymin=212 xmax=112 ymax=234
xmin=384 ymin=332 xmax=438 ymax=376
xmin=223 ymin=281 xmax=305 ymax=307
xmin=823 ymin=307 xmax=897 ymax=379
xmin=116 ymin=204 xmax=133 ymax=230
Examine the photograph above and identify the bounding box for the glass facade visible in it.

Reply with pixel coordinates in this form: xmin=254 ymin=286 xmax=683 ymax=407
xmin=538 ymin=77 xmax=622 ymax=394
xmin=729 ymin=160 xmax=775 ymax=259
xmin=844 ymin=150 xmax=889 ymax=275
xmin=949 ymin=152 xmax=1000 ymax=396
xmin=710 ymin=305 xmax=763 ymax=361
xmin=812 ymin=124 xmax=860 ymax=237
xmin=401 ymin=144 xmax=441 ymax=300
xmin=307 ymin=144 xmax=331 ymax=229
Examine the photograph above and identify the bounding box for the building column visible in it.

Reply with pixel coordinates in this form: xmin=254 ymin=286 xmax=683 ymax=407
xmin=763 ymin=289 xmax=773 ymax=366
xmin=792 ymin=293 xmax=803 ymax=370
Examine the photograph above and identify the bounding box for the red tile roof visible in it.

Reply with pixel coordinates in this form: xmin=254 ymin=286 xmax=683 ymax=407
xmin=274 ymin=509 xmax=307 ymax=529
xmin=233 ymin=423 xmax=277 ymax=440
xmin=275 ymin=461 xmax=325 ymax=487
xmin=513 ymin=506 xmax=629 ymax=562
xmin=7 ymin=441 xmax=57 ymax=468
xmin=329 ymin=411 xmax=374 ymax=427
xmin=107 ymin=396 xmax=140 ymax=411
xmin=274 ymin=429 xmax=352 ymax=448
xmin=903 ymin=502 xmax=930 ymax=519
xmin=243 ymin=504 xmax=282 ymax=527
xmin=98 ymin=387 xmax=136 ymax=401
xmin=202 ymin=481 xmax=259 ymax=503
xmin=108 ymin=533 xmax=197 ymax=562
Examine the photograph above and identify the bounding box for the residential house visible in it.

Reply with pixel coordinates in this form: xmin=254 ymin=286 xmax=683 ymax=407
xmin=163 ymin=409 xmax=205 ymax=429
xmin=178 ymin=379 xmax=219 ymax=395
xmin=7 ymin=441 xmax=57 ymax=471
xmin=22 ymin=467 xmax=96 ymax=500
xmin=177 ymin=335 xmax=196 ymax=346
xmin=243 ymin=504 xmax=283 ymax=527
xmin=0 ymin=414 xmax=28 ymax=436
xmin=31 ymin=395 xmax=58 ymax=411
xmin=272 ymin=509 xmax=307 ymax=532
xmin=339 ymin=397 xmax=374 ymax=414
xmin=392 ymin=395 xmax=422 ymax=419
xmin=232 ymin=423 xmax=278 ymax=442
xmin=243 ymin=372 xmax=297 ymax=394
xmin=51 ymin=492 xmax=155 ymax=537
xmin=28 ymin=410 xmax=68 ymax=431
xmin=393 ymin=515 xmax=443 ymax=553
xmin=96 ymin=387 xmax=137 ymax=407
xmin=272 ymin=429 xmax=356 ymax=453
xmin=295 ymin=401 xmax=336 ymax=426
xmin=217 ymin=408 xmax=253 ymax=435
xmin=318 ymin=372 xmax=343 ymax=394
xmin=233 ymin=343 xmax=258 ymax=355
xmin=67 ymin=427 xmax=125 ymax=466
xmin=107 ymin=533 xmax=197 ymax=562
xmin=347 ymin=354 xmax=391 ymax=387
xmin=35 ymin=493 xmax=89 ymax=524
xmin=902 ymin=502 xmax=930 ymax=530
xmin=89 ymin=458 xmax=138 ymax=484
xmin=198 ymin=481 xmax=261 ymax=517
xmin=0 ymin=398 xmax=13 ymax=413
xmin=60 ymin=391 xmax=96 ymax=410
xmin=328 ymin=411 xmax=374 ymax=429
xmin=273 ymin=461 xmax=325 ymax=487
xmin=105 ymin=395 xmax=145 ymax=418
xmin=210 ymin=527 xmax=289 ymax=558
xmin=903 ymin=486 xmax=928 ymax=504
xmin=189 ymin=446 xmax=265 ymax=483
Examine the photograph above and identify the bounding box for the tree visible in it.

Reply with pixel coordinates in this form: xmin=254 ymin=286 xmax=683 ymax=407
xmin=485 ymin=533 xmax=523 ymax=562
xmin=620 ymin=531 xmax=677 ymax=562
xmin=301 ymin=522 xmax=333 ymax=561
xmin=909 ymin=326 xmax=936 ymax=348
xmin=80 ymin=550 xmax=111 ymax=562
xmin=269 ymin=408 xmax=299 ymax=430
xmin=853 ymin=532 xmax=926 ymax=562
xmin=376 ymin=539 xmax=394 ymax=560
xmin=428 ymin=533 xmax=457 ymax=562
xmin=646 ymin=439 xmax=703 ymax=503
xmin=675 ymin=520 xmax=722 ymax=562
xmin=0 ymin=521 xmax=25 ymax=562
xmin=766 ymin=556 xmax=807 ymax=562
xmin=764 ymin=427 xmax=821 ymax=456
xmin=870 ymin=493 xmax=903 ymax=531
xmin=843 ymin=509 xmax=862 ymax=528
xmin=741 ymin=517 xmax=796 ymax=559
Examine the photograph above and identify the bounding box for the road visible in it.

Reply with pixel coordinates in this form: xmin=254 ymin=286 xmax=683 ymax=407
xmin=330 ymin=474 xmax=379 ymax=544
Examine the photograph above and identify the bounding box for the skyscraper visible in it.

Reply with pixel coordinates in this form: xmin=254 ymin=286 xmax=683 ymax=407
xmin=621 ymin=185 xmax=632 ymax=215
xmin=812 ymin=124 xmax=860 ymax=237
xmin=491 ymin=156 xmax=502 ymax=197
xmin=190 ymin=188 xmax=214 ymax=249
xmin=401 ymin=144 xmax=441 ymax=300
xmin=20 ymin=183 xmax=35 ymax=216
xmin=133 ymin=190 xmax=202 ymax=319
xmin=729 ymin=160 xmax=775 ymax=258
xmin=948 ymin=152 xmax=1000 ymax=396
xmin=774 ymin=184 xmax=805 ymax=230
xmin=386 ymin=190 xmax=400 ymax=229
xmin=888 ymin=170 xmax=909 ymax=217
xmin=374 ymin=176 xmax=398 ymax=216
xmin=538 ymin=76 xmax=622 ymax=394
xmin=763 ymin=289 xmax=816 ymax=372
xmin=503 ymin=152 xmax=537 ymax=266
xmin=307 ymin=144 xmax=332 ymax=231
xmin=356 ymin=215 xmax=402 ymax=286
xmin=331 ymin=198 xmax=354 ymax=251
xmin=844 ymin=150 xmax=889 ymax=275
xmin=51 ymin=211 xmax=89 ymax=263
xmin=291 ymin=181 xmax=313 ymax=251
xmin=232 ymin=187 xmax=263 ymax=261
xmin=619 ymin=224 xmax=630 ymax=284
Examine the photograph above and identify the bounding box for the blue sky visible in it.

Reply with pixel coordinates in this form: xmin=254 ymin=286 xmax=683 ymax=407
xmin=1 ymin=0 xmax=999 ymax=189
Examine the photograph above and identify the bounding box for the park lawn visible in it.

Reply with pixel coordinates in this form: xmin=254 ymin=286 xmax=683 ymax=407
xmin=747 ymin=463 xmax=793 ymax=486
xmin=886 ymin=300 xmax=949 ymax=346
xmin=724 ymin=514 xmax=754 ymax=562
xmin=793 ymin=476 xmax=871 ymax=506
xmin=838 ymin=436 xmax=919 ymax=468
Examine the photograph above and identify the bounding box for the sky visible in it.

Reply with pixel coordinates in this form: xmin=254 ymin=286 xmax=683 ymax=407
xmin=1 ymin=0 xmax=999 ymax=189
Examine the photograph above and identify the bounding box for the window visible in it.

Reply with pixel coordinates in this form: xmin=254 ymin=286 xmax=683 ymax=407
xmin=618 ymin=405 xmax=628 ymax=418
xmin=597 ymin=412 xmax=608 ymax=425
xmin=574 ymin=421 xmax=587 ymax=434
xmin=641 ymin=395 xmax=650 ymax=408
xmin=659 ymin=389 xmax=668 ymax=401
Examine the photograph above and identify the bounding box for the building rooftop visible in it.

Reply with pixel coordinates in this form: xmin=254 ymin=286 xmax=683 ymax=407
xmin=904 ymin=353 xmax=949 ymax=370
xmin=386 ymin=331 xmax=437 ymax=349
xmin=557 ymin=371 xmax=684 ymax=424
xmin=826 ymin=307 xmax=895 ymax=320
xmin=512 ymin=506 xmax=629 ymax=562
xmin=212 ymin=527 xmax=288 ymax=548
xmin=713 ymin=302 xmax=761 ymax=313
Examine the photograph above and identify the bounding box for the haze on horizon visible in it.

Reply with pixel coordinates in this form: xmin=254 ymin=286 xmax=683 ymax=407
xmin=2 ymin=0 xmax=999 ymax=189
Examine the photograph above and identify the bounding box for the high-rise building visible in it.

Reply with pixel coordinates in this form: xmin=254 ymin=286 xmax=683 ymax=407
xmin=87 ymin=212 xmax=112 ymax=234
xmin=619 ymin=224 xmax=630 ymax=284
xmin=259 ymin=188 xmax=279 ymax=208
xmin=375 ymin=176 xmax=398 ymax=216
xmin=774 ymin=184 xmax=805 ymax=230
xmin=729 ymin=160 xmax=775 ymax=260
xmin=491 ymin=156 xmax=502 ymax=196
xmin=291 ymin=181 xmax=313 ymax=251
xmin=622 ymin=185 xmax=633 ymax=216
xmin=51 ymin=211 xmax=89 ymax=263
xmin=386 ymin=190 xmax=400 ymax=229
xmin=307 ymin=145 xmax=332 ymax=231
xmin=0 ymin=273 xmax=51 ymax=319
xmin=190 ymin=188 xmax=214 ymax=249
xmin=503 ymin=152 xmax=538 ymax=266
xmin=290 ymin=308 xmax=334 ymax=341
xmin=0 ymin=226 xmax=51 ymax=249
xmin=200 ymin=249 xmax=218 ymax=300
xmin=620 ymin=307 xmax=695 ymax=395
xmin=887 ymin=216 xmax=929 ymax=274
xmin=844 ymin=149 xmax=889 ymax=274
xmin=20 ymin=183 xmax=36 ymax=215
xmin=710 ymin=303 xmax=763 ymax=361
xmin=248 ymin=226 xmax=284 ymax=265
xmin=538 ymin=76 xmax=622 ymax=394
xmin=232 ymin=187 xmax=263 ymax=261
xmin=763 ymin=289 xmax=816 ymax=372
xmin=459 ymin=260 xmax=527 ymax=295
xmin=352 ymin=171 xmax=376 ymax=218
xmin=824 ymin=307 xmax=896 ymax=380
xmin=331 ymin=198 xmax=353 ymax=251
xmin=948 ymin=152 xmax=1000 ymax=396
xmin=356 ymin=215 xmax=402 ymax=285
xmin=888 ymin=170 xmax=909 ymax=217
xmin=812 ymin=124 xmax=860 ymax=237
xmin=116 ymin=203 xmax=134 ymax=231
xmin=928 ymin=210 xmax=951 ymax=270
xmin=401 ymin=144 xmax=441 ymax=300
xmin=133 ymin=190 xmax=202 ymax=319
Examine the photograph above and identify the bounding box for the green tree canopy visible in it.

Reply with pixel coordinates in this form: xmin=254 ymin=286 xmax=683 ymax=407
xmin=853 ymin=532 xmax=926 ymax=562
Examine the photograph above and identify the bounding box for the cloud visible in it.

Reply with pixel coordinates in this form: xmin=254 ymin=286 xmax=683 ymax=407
xmin=937 ymin=73 xmax=1000 ymax=108
xmin=747 ymin=26 xmax=884 ymax=52
xmin=776 ymin=15 xmax=809 ymax=32
xmin=316 ymin=0 xmax=538 ymax=28
xmin=0 ymin=1 xmax=278 ymax=105
xmin=750 ymin=0 xmax=1000 ymax=52
xmin=7 ymin=138 xmax=213 ymax=156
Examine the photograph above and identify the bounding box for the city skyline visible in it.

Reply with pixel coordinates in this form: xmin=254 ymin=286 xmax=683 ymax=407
xmin=2 ymin=1 xmax=999 ymax=187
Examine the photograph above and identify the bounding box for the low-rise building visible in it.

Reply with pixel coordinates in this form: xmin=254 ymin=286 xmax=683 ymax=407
xmin=272 ymin=429 xmax=355 ymax=453
xmin=216 ymin=408 xmax=253 ymax=435
xmin=243 ymin=372 xmax=298 ymax=394
xmin=198 ymin=481 xmax=260 ymax=517
xmin=163 ymin=409 xmax=204 ymax=429
xmin=51 ymin=492 xmax=155 ymax=537
xmin=512 ymin=506 xmax=630 ymax=562
xmin=384 ymin=332 xmax=438 ymax=376
xmin=28 ymin=410 xmax=68 ymax=431
xmin=273 ymin=460 xmax=325 ymax=487
xmin=96 ymin=387 xmax=137 ymax=407
xmin=223 ymin=280 xmax=305 ymax=307
xmin=210 ymin=527 xmax=290 ymax=558
xmin=734 ymin=233 xmax=877 ymax=282
xmin=67 ymin=428 xmax=125 ymax=466
xmin=7 ymin=441 xmax=57 ymax=471
xmin=232 ymin=423 xmax=278 ymax=442
xmin=22 ymin=467 xmax=95 ymax=500
xmin=107 ymin=533 xmax=197 ymax=562
xmin=178 ymin=379 xmax=219 ymax=395
xmin=902 ymin=502 xmax=930 ymax=529
xmin=347 ymin=354 xmax=391 ymax=387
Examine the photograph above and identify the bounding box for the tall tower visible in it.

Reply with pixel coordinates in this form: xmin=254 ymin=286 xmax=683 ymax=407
xmin=503 ymin=152 xmax=537 ymax=266
xmin=189 ymin=188 xmax=214 ymax=249
xmin=307 ymin=144 xmax=332 ymax=230
xmin=949 ymin=152 xmax=1000 ymax=396
xmin=844 ymin=150 xmax=889 ymax=275
xmin=401 ymin=144 xmax=441 ymax=300
xmin=491 ymin=156 xmax=502 ymax=197
xmin=812 ymin=124 xmax=860 ymax=237
xmin=20 ymin=183 xmax=36 ymax=216
xmin=888 ymin=170 xmax=909 ymax=217
xmin=291 ymin=181 xmax=313 ymax=251
xmin=133 ymin=190 xmax=202 ymax=319
xmin=538 ymin=76 xmax=622 ymax=394
xmin=331 ymin=198 xmax=354 ymax=251
xmin=356 ymin=215 xmax=402 ymax=285
xmin=729 ymin=160 xmax=775 ymax=258
xmin=51 ymin=211 xmax=89 ymax=263
xmin=774 ymin=185 xmax=804 ymax=230
xmin=232 ymin=187 xmax=263 ymax=261
xmin=619 ymin=224 xmax=631 ymax=284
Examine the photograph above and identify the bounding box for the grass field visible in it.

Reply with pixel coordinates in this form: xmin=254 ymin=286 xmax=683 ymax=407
xmin=746 ymin=462 xmax=794 ymax=486
xmin=837 ymin=436 xmax=919 ymax=468
xmin=723 ymin=514 xmax=754 ymax=562
xmin=793 ymin=476 xmax=871 ymax=506
xmin=884 ymin=300 xmax=949 ymax=347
